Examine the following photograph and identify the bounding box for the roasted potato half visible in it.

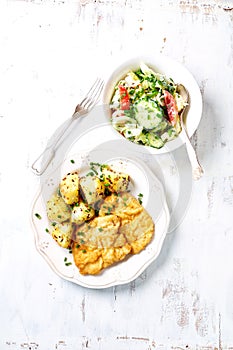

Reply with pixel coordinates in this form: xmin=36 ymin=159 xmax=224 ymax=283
xmin=60 ymin=171 xmax=79 ymax=205
xmin=79 ymin=175 xmax=105 ymax=205
xmin=71 ymin=201 xmax=95 ymax=225
xmin=102 ymin=166 xmax=130 ymax=193
xmin=46 ymin=193 xmax=71 ymax=223
xmin=51 ymin=221 xmax=73 ymax=248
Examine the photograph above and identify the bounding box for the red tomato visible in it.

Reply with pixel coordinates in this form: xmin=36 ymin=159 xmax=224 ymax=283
xmin=164 ymin=90 xmax=179 ymax=126
xmin=118 ymin=85 xmax=130 ymax=110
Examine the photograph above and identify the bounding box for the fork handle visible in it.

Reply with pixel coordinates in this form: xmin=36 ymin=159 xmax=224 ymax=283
xmin=31 ymin=146 xmax=56 ymax=176
xmin=185 ymin=135 xmax=204 ymax=180
xmin=31 ymin=111 xmax=83 ymax=176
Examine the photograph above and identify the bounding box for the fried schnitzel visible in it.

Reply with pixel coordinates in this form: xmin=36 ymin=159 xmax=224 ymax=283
xmin=72 ymin=192 xmax=154 ymax=275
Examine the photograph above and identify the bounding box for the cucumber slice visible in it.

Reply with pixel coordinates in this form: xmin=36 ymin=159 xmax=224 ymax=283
xmin=151 ymin=119 xmax=170 ymax=134
xmin=146 ymin=133 xmax=165 ymax=149
xmin=135 ymin=132 xmax=148 ymax=145
xmin=134 ymin=99 xmax=164 ymax=130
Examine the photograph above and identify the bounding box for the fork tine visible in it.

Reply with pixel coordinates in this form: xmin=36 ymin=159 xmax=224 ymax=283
xmin=82 ymin=80 xmax=104 ymax=110
xmin=79 ymin=77 xmax=102 ymax=106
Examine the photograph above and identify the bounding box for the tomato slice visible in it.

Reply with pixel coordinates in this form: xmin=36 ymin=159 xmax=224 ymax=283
xmin=164 ymin=90 xmax=179 ymax=127
xmin=118 ymin=85 xmax=130 ymax=110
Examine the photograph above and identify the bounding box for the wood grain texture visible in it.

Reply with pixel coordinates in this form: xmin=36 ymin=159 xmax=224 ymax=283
xmin=0 ymin=0 xmax=232 ymax=349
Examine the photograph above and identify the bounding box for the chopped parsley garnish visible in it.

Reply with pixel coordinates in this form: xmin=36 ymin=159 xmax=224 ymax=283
xmin=35 ymin=213 xmax=42 ymax=220
xmin=77 ymin=231 xmax=85 ymax=236
xmin=168 ymin=128 xmax=173 ymax=137
xmin=98 ymin=227 xmax=103 ymax=232
xmin=82 ymin=250 xmax=87 ymax=253
xmin=70 ymin=159 xmax=75 ymax=164
xmin=65 ymin=262 xmax=72 ymax=266
xmin=89 ymin=162 xmax=101 ymax=175
xmin=45 ymin=228 xmax=49 ymax=233
xmin=100 ymin=164 xmax=108 ymax=172
xmin=137 ymin=193 xmax=143 ymax=205
xmin=52 ymin=222 xmax=56 ymax=226
xmin=107 ymin=207 xmax=112 ymax=215
xmin=90 ymin=167 xmax=98 ymax=175
xmin=64 ymin=257 xmax=67 ymax=262
xmin=90 ymin=161 xmax=101 ymax=167
xmin=76 ymin=244 xmax=80 ymax=248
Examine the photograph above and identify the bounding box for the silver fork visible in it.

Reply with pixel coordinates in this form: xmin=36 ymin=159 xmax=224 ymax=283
xmin=31 ymin=78 xmax=104 ymax=176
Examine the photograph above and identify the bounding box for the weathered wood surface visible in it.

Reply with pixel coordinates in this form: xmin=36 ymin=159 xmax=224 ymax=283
xmin=0 ymin=0 xmax=233 ymax=349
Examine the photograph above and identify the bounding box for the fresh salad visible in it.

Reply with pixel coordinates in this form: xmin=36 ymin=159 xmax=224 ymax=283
xmin=110 ymin=63 xmax=186 ymax=149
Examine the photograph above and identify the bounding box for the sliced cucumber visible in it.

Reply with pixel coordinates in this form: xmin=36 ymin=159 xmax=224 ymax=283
xmin=135 ymin=132 xmax=148 ymax=145
xmin=146 ymin=132 xmax=165 ymax=149
xmin=134 ymin=99 xmax=164 ymax=130
xmin=151 ymin=119 xmax=170 ymax=134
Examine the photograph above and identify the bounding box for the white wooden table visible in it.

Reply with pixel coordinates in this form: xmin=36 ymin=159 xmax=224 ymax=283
xmin=0 ymin=0 xmax=233 ymax=349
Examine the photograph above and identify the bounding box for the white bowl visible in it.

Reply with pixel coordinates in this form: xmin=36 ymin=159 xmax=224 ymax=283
xmin=102 ymin=55 xmax=202 ymax=154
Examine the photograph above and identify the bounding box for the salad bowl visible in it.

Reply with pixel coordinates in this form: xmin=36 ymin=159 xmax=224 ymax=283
xmin=102 ymin=55 xmax=202 ymax=154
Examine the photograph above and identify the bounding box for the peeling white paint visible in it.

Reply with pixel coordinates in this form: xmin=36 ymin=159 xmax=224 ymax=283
xmin=0 ymin=0 xmax=233 ymax=349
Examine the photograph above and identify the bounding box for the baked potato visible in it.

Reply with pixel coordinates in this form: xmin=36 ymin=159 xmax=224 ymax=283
xmin=60 ymin=171 xmax=79 ymax=205
xmin=101 ymin=166 xmax=129 ymax=193
xmin=51 ymin=221 xmax=72 ymax=248
xmin=79 ymin=175 xmax=105 ymax=205
xmin=46 ymin=193 xmax=71 ymax=223
xmin=71 ymin=201 xmax=95 ymax=225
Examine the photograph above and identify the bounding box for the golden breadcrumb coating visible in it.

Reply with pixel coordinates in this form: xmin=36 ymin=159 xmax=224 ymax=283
xmin=72 ymin=192 xmax=154 ymax=275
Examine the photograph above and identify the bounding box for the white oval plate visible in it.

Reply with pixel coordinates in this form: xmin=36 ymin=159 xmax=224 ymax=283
xmin=31 ymin=152 xmax=170 ymax=289
xmin=102 ymin=54 xmax=203 ymax=154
